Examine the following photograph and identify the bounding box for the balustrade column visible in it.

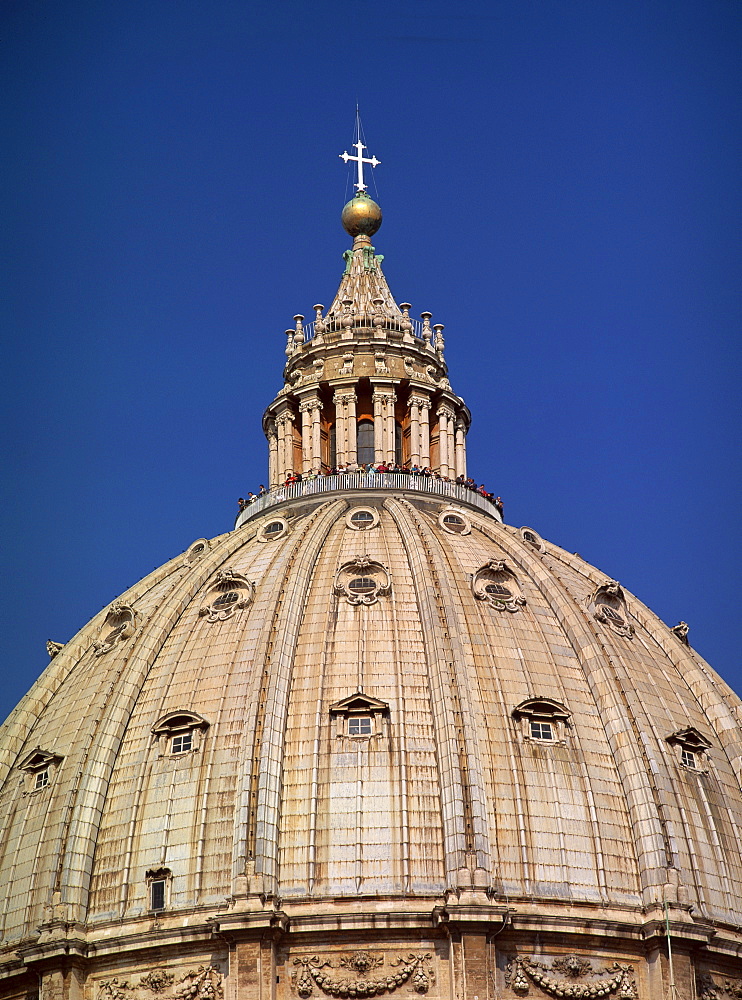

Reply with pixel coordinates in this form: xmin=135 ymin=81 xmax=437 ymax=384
xmin=437 ymin=405 xmax=452 ymax=477
xmin=267 ymin=419 xmax=279 ymax=488
xmin=409 ymin=398 xmax=421 ymax=467
xmin=419 ymin=400 xmax=431 ymax=469
xmin=299 ymin=397 xmax=321 ymax=474
xmin=455 ymin=416 xmax=467 ymax=478
xmin=311 ymin=404 xmax=322 ymax=472
xmin=282 ymin=412 xmax=296 ymax=478
xmin=346 ymin=392 xmax=358 ymax=468
xmin=447 ymin=420 xmax=456 ymax=477
xmin=275 ymin=415 xmax=286 ymax=483
xmin=410 ymin=394 xmax=431 ymax=468
xmin=384 ymin=390 xmax=397 ymax=464
xmin=372 ymin=390 xmax=385 ymax=464
xmin=333 ymin=389 xmax=353 ymax=467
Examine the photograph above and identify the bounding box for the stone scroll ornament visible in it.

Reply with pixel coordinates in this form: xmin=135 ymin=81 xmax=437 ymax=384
xmin=93 ymin=602 xmax=140 ymax=656
xmin=697 ymin=973 xmax=742 ymax=999
xmin=198 ymin=569 xmax=254 ymax=622
xmin=97 ymin=965 xmax=222 ymax=1000
xmin=504 ymin=955 xmax=637 ymax=998
xmin=333 ymin=555 xmax=392 ymax=606
xmin=472 ymin=560 xmax=527 ymax=613
xmin=590 ymin=580 xmax=635 ymax=639
xmin=293 ymin=952 xmax=433 ymax=998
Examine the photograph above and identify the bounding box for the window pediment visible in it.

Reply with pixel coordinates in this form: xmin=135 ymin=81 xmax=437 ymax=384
xmin=512 ymin=698 xmax=571 ymax=745
xmin=329 ymin=693 xmax=389 ymax=715
xmin=152 ymin=711 xmax=209 ymax=735
xmin=330 ymin=691 xmax=389 ymax=740
xmin=18 ymin=747 xmax=62 ymax=772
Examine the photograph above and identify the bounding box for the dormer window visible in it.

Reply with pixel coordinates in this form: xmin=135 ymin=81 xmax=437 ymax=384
xmin=18 ymin=747 xmax=63 ymax=793
xmin=330 ymin=693 xmax=389 ymax=740
xmin=667 ymin=727 xmax=711 ymax=772
xmin=146 ymin=867 xmax=171 ymax=911
xmin=152 ymin=711 xmax=209 ymax=757
xmin=512 ymin=698 xmax=571 ymax=745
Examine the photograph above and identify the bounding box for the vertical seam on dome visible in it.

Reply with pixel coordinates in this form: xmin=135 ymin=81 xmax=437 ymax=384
xmin=377 ymin=512 xmax=412 ymax=894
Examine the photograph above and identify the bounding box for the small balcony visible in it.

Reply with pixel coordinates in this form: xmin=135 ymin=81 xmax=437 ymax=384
xmin=234 ymin=473 xmax=503 ymax=530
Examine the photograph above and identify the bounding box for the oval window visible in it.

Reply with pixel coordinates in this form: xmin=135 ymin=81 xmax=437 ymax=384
xmin=442 ymin=514 xmax=466 ymax=532
xmin=601 ymin=605 xmax=625 ymax=624
xmin=350 ymin=511 xmax=375 ymax=527
xmin=485 ymin=583 xmax=512 ymax=598
xmin=213 ymin=591 xmax=239 ymax=608
xmin=264 ymin=521 xmax=284 ymax=536
xmin=348 ymin=577 xmax=376 ymax=595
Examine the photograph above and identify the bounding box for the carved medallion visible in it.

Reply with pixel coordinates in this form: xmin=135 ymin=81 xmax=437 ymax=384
xmin=504 ymin=955 xmax=637 ymax=998
xmin=292 ymin=953 xmax=433 ymax=998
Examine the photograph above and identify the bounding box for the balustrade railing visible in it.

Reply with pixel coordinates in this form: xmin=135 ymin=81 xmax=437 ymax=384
xmin=234 ymin=473 xmax=502 ymax=529
xmin=302 ymin=315 xmax=424 ymax=343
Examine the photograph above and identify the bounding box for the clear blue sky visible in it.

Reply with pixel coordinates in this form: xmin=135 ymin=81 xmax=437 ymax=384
xmin=2 ymin=0 xmax=740 ymax=722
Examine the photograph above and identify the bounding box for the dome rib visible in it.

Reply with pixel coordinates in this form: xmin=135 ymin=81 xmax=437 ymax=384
xmin=386 ymin=498 xmax=493 ymax=890
xmin=475 ymin=519 xmax=672 ymax=902
xmin=466 ymin=528 xmax=615 ymax=904
xmin=247 ymin=500 xmax=347 ymax=898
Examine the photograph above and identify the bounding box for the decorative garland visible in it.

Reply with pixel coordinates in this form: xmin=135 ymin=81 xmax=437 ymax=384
xmin=293 ymin=954 xmax=432 ymax=998
xmin=505 ymin=957 xmax=637 ymax=998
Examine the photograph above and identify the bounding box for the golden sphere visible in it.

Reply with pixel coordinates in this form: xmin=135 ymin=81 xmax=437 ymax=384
xmin=341 ymin=191 xmax=382 ymax=238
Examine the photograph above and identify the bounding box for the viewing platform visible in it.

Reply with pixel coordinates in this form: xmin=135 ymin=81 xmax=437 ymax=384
xmin=234 ymin=473 xmax=503 ymax=530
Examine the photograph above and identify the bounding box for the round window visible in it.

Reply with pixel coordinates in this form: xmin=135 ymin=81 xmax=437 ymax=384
xmin=485 ymin=583 xmax=512 ymax=598
xmin=192 ymin=543 xmax=205 ymax=554
xmin=348 ymin=577 xmax=376 ymax=595
xmin=264 ymin=521 xmax=284 ymax=535
xmin=350 ymin=511 xmax=375 ymax=527
xmin=213 ymin=591 xmax=239 ymax=608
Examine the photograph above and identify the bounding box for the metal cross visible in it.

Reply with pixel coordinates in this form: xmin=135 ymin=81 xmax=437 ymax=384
xmin=339 ymin=141 xmax=380 ymax=192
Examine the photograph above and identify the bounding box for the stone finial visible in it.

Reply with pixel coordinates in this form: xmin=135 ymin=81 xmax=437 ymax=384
xmin=400 ymin=303 xmax=412 ymax=334
xmin=342 ymin=299 xmax=354 ymax=334
xmin=372 ymin=297 xmax=385 ymax=332
xmin=313 ymin=304 xmax=325 ymax=333
xmin=284 ymin=329 xmax=294 ymax=357
xmin=421 ymin=312 xmax=433 ymax=349
xmin=433 ymin=323 xmax=445 ymax=355
xmin=671 ymin=621 xmax=690 ymax=644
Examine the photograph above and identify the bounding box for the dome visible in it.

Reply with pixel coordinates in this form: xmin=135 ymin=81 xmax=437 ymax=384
xmin=2 ymin=150 xmax=741 ymax=1000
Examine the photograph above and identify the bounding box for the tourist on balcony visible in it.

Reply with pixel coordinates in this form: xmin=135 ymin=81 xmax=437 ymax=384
xmin=258 ymin=485 xmax=267 ymax=496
